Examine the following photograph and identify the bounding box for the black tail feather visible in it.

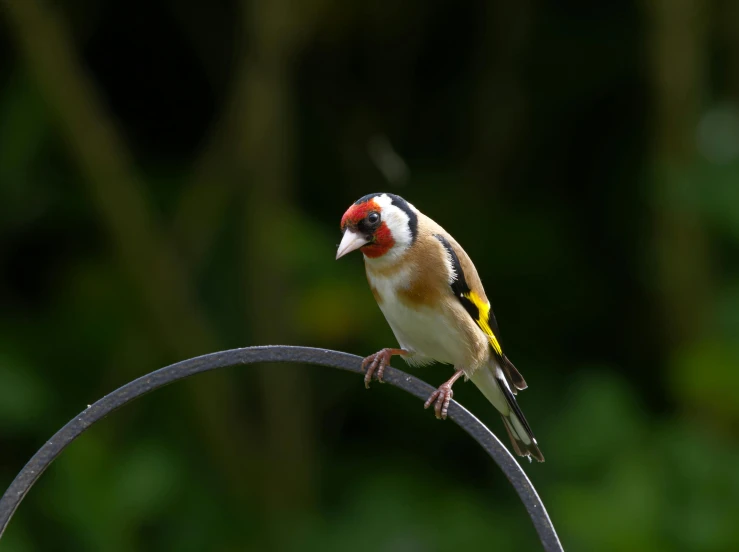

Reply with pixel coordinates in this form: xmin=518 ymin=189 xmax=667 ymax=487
xmin=500 ymin=354 xmax=527 ymax=393
xmin=496 ymin=373 xmax=544 ymax=462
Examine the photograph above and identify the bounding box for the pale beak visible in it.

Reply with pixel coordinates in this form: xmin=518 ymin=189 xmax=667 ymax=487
xmin=336 ymin=229 xmax=369 ymax=259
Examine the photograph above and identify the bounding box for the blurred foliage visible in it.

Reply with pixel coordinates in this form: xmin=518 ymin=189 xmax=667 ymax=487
xmin=1 ymin=0 xmax=738 ymax=550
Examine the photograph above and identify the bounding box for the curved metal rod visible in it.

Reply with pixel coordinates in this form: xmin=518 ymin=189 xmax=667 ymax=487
xmin=0 ymin=346 xmax=563 ymax=551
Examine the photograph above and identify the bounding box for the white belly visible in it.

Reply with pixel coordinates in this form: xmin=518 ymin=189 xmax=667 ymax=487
xmin=369 ymin=269 xmax=468 ymax=367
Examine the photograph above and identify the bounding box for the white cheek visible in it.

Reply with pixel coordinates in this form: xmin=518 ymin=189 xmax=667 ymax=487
xmin=365 ymin=194 xmax=415 ymax=262
xmin=384 ymin=211 xmax=412 ymax=248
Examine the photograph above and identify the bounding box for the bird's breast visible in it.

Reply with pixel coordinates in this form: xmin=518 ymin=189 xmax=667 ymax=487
xmin=366 ymin=266 xmax=476 ymax=367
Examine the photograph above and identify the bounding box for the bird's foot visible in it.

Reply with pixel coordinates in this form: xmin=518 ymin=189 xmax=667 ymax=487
xmin=424 ymin=369 xmax=465 ymax=419
xmin=361 ymin=348 xmax=406 ymax=388
xmin=424 ymin=383 xmax=454 ymax=419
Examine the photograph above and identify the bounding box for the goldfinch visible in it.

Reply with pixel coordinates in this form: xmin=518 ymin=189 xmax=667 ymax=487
xmin=336 ymin=193 xmax=544 ymax=462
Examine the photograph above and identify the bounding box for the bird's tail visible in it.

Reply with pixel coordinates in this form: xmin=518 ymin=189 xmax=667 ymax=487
xmin=469 ymin=361 xmax=545 ymax=463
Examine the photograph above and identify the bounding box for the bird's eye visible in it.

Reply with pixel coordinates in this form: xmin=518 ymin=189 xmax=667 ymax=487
xmin=367 ymin=212 xmax=380 ymax=225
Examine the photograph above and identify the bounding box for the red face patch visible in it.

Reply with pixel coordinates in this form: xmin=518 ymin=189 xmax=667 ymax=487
xmin=340 ymin=200 xmax=395 ymax=258
xmin=340 ymin=201 xmax=376 ymax=230
xmin=361 ymin=222 xmax=394 ymax=258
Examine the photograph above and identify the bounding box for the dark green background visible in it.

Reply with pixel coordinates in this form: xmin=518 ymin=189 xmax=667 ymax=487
xmin=1 ymin=1 xmax=738 ymax=550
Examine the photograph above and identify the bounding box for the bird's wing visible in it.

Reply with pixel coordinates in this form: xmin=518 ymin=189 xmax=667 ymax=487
xmin=433 ymin=233 xmax=527 ymax=391
xmin=432 ymin=234 xmax=502 ymax=353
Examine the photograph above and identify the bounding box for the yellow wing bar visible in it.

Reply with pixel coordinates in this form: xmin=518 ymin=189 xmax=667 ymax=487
xmin=464 ymin=291 xmax=502 ymax=356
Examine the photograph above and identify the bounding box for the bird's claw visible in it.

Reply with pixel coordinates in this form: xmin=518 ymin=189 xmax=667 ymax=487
xmin=424 ymin=383 xmax=454 ymax=420
xmin=361 ymin=349 xmax=393 ymax=388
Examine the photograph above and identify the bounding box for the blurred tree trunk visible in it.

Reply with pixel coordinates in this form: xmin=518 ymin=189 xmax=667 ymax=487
xmin=644 ymin=0 xmax=713 ymax=347
xmin=236 ymin=0 xmax=318 ymax=528
xmin=1 ymin=0 xmax=257 ymax=495
xmin=168 ymin=0 xmax=323 ymax=528
xmin=466 ymin=1 xmax=531 ymax=196
xmin=718 ymin=0 xmax=739 ymax=100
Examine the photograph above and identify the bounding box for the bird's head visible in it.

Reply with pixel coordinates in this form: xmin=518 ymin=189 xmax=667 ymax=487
xmin=336 ymin=193 xmax=418 ymax=261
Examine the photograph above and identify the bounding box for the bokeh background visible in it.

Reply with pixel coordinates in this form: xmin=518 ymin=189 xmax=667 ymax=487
xmin=1 ymin=0 xmax=738 ymax=550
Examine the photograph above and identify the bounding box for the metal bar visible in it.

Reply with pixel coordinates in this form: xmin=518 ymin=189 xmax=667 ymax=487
xmin=0 ymin=346 xmax=563 ymax=551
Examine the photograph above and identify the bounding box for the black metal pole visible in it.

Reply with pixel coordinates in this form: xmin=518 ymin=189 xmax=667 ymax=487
xmin=0 ymin=346 xmax=563 ymax=551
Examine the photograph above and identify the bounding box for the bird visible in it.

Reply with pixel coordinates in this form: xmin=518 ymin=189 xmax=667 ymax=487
xmin=336 ymin=192 xmax=544 ymax=462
